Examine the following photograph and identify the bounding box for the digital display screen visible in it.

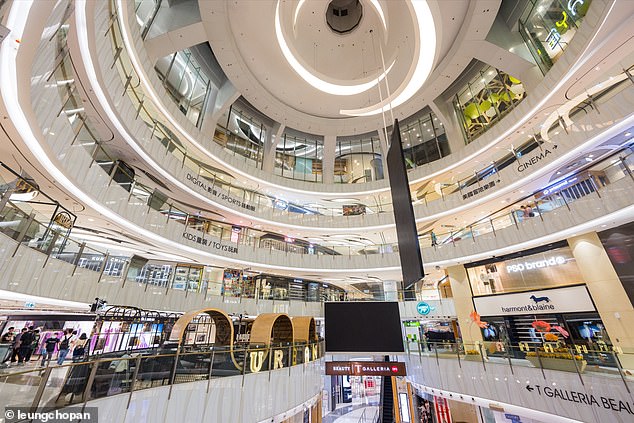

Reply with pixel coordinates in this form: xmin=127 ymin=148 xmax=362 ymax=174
xmin=324 ymin=302 xmax=404 ymax=352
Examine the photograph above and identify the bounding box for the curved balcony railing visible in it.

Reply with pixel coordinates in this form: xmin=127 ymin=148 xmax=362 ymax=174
xmin=102 ymin=0 xmax=634 ymax=223
xmin=0 ymin=340 xmax=324 ymax=414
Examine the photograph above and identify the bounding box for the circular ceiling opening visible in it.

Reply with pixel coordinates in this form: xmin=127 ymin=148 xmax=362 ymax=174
xmin=326 ymin=0 xmax=363 ymax=34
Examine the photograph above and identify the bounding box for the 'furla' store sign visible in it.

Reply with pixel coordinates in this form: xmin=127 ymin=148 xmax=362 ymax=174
xmin=473 ymin=285 xmax=595 ymax=316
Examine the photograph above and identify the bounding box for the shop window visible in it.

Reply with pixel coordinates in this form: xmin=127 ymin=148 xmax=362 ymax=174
xmin=519 ymin=0 xmax=592 ymax=74
xmin=274 ymin=133 xmax=324 ymax=183
xmin=453 ymin=65 xmax=526 ymax=143
xmin=399 ymin=111 xmax=450 ymax=170
xmin=217 ymin=104 xmax=267 ymax=169
xmin=334 ymin=134 xmax=383 ymax=184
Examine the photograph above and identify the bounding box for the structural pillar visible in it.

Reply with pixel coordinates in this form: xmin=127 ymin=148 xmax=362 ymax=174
xmin=322 ymin=135 xmax=336 ymax=184
xmin=568 ymin=232 xmax=634 ymax=367
xmin=447 ymin=264 xmax=483 ymax=346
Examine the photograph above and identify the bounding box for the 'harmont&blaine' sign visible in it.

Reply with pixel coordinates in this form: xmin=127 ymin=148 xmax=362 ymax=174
xmin=186 ymin=173 xmax=256 ymax=212
xmin=183 ymin=232 xmax=238 ymax=254
xmin=517 ymin=145 xmax=557 ymax=172
xmin=325 ymin=361 xmax=407 ymax=376
xmin=473 ymin=285 xmax=595 ymax=316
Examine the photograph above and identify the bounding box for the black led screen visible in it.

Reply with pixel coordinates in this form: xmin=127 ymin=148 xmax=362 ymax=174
xmin=324 ymin=302 xmax=404 ymax=353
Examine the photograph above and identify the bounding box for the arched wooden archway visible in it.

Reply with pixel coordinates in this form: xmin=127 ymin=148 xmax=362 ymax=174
xmin=168 ymin=308 xmax=234 ymax=346
xmin=291 ymin=316 xmax=317 ymax=343
xmin=249 ymin=313 xmax=294 ymax=346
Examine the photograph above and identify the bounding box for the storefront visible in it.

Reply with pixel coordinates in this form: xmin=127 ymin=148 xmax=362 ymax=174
xmin=403 ymin=319 xmax=460 ymax=351
xmin=466 ymin=244 xmax=615 ymax=366
xmin=519 ymin=0 xmax=592 ymax=73
xmin=0 ymin=312 xmax=96 ymax=361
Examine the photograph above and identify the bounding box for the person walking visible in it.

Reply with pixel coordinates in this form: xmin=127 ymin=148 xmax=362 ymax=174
xmin=24 ymin=329 xmax=40 ymax=363
xmin=430 ymin=230 xmax=438 ymax=247
xmin=17 ymin=326 xmax=35 ymax=365
xmin=56 ymin=329 xmax=73 ymax=365
xmin=1 ymin=327 xmax=15 ymax=365
xmin=72 ymin=333 xmax=88 ymax=362
xmin=41 ymin=333 xmax=60 ymax=367
xmin=10 ymin=328 xmax=26 ymax=364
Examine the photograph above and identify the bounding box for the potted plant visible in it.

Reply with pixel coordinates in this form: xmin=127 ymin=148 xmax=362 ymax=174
xmin=526 ymin=347 xmax=587 ymax=373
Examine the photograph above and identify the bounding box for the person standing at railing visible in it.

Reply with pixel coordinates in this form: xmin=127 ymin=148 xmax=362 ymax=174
xmin=10 ymin=328 xmax=26 ymax=364
xmin=56 ymin=329 xmax=74 ymax=365
xmin=41 ymin=332 xmax=60 ymax=367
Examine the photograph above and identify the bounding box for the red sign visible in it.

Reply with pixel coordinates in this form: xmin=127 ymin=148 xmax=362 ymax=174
xmin=325 ymin=361 xmax=406 ymax=376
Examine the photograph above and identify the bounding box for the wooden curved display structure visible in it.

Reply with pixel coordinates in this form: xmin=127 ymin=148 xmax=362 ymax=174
xmin=249 ymin=313 xmax=294 ymax=346
xmin=291 ymin=316 xmax=317 ymax=342
xmin=168 ymin=308 xmax=234 ymax=346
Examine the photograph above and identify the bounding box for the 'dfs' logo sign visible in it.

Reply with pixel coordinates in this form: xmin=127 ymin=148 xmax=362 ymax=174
xmin=416 ymin=301 xmax=432 ymax=315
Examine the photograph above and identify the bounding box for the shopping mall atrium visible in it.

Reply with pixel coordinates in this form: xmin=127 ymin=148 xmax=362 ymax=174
xmin=0 ymin=0 xmax=633 ymax=422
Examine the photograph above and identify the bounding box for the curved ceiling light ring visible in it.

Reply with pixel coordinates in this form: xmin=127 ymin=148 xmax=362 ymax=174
xmin=275 ymin=0 xmax=395 ymax=96
xmin=339 ymin=0 xmax=436 ymax=116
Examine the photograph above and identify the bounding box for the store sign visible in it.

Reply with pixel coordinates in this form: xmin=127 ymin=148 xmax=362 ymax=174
xmin=506 ymin=256 xmax=566 ymax=272
xmin=517 ymin=146 xmax=557 ymax=172
xmin=473 ymin=285 xmax=595 ymax=316
xmin=542 ymin=177 xmax=577 ymax=195
xmin=185 ymin=173 xmax=256 ymax=212
xmin=416 ymin=301 xmax=433 ymax=316
xmin=325 ymin=361 xmax=407 ymax=376
xmin=568 ymin=0 xmax=586 ymax=16
xmin=182 ymin=232 xmax=238 ymax=254
xmin=525 ymin=383 xmax=634 ymax=416
xmin=53 ymin=211 xmax=73 ymax=229
xmin=462 ymin=180 xmax=498 ymax=200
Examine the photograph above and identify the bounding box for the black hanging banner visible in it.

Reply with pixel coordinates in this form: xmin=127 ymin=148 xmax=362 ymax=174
xmin=386 ymin=120 xmax=424 ymax=296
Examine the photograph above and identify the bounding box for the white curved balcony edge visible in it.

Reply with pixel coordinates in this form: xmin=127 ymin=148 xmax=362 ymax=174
xmin=28 ymin=38 xmax=634 ymax=274
xmin=89 ymin=0 xmax=634 ymax=232
xmin=0 ymin=232 xmax=324 ymax=316
xmin=405 ymin=353 xmax=631 ymax=423
xmin=116 ymin=0 xmax=627 ymax=196
xmin=62 ymin=360 xmax=323 ymax=423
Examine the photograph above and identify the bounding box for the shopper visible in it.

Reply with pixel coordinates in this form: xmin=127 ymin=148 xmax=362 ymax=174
xmin=56 ymin=329 xmax=73 ymax=365
xmin=24 ymin=329 xmax=40 ymax=363
xmin=430 ymin=231 xmax=438 ymax=247
xmin=17 ymin=326 xmax=35 ymax=365
xmin=524 ymin=204 xmax=534 ymax=218
xmin=1 ymin=327 xmax=15 ymax=343
xmin=72 ymin=333 xmax=88 ymax=362
xmin=11 ymin=328 xmax=27 ymax=363
xmin=41 ymin=333 xmax=60 ymax=367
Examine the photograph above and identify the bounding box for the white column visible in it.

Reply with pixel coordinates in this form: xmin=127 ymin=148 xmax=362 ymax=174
xmin=431 ymin=99 xmax=464 ymax=155
xmin=568 ymin=232 xmax=634 ymax=367
xmin=322 ymin=135 xmax=336 ymax=184
xmin=262 ymin=124 xmax=285 ymax=173
xmin=143 ymin=22 xmax=208 ymax=63
xmin=447 ymin=265 xmax=483 ymax=345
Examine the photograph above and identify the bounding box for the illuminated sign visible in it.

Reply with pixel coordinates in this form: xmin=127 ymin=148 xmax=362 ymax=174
xmin=506 ymin=256 xmax=566 ymax=272
xmin=567 ymin=0 xmax=586 ymax=16
xmin=416 ymin=301 xmax=432 ymax=316
xmin=546 ymin=28 xmax=561 ymax=50
xmin=325 ymin=361 xmax=407 ymax=376
xmin=543 ymin=177 xmax=577 ymax=195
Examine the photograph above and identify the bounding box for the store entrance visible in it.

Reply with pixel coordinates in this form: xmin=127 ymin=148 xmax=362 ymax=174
xmin=481 ymin=312 xmax=616 ymax=367
xmin=325 ymin=375 xmax=381 ymax=422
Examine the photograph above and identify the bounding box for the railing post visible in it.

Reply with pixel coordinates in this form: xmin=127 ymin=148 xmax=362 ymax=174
xmin=126 ymin=356 xmax=142 ymax=409
xmin=569 ymin=347 xmax=585 ymax=386
xmin=71 ymin=242 xmax=86 ymax=276
xmin=611 ymin=350 xmax=631 ymax=394
xmin=11 ymin=212 xmax=36 ymax=257
xmin=97 ymin=252 xmax=110 ymax=283
xmin=82 ymin=359 xmax=100 ymax=403
xmin=30 ymin=367 xmax=53 ymax=409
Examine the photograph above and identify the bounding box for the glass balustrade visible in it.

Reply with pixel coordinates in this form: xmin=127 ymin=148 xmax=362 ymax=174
xmin=108 ymin=0 xmax=633 ymax=218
